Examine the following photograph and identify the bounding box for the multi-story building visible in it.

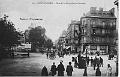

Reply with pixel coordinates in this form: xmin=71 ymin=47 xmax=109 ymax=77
xmin=80 ymin=7 xmax=117 ymax=54
xmin=66 ymin=20 xmax=80 ymax=53
xmin=57 ymin=30 xmax=67 ymax=51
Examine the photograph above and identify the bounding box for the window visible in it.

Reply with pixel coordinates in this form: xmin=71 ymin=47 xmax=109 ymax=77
xmin=100 ymin=46 xmax=106 ymax=50
xmin=101 ymin=38 xmax=105 ymax=42
xmin=96 ymin=29 xmax=100 ymax=34
xmin=82 ymin=37 xmax=86 ymax=42
xmin=113 ymin=21 xmax=116 ymax=25
xmin=110 ymin=22 xmax=113 ymax=27
xmin=90 ymin=20 xmax=93 ymax=25
xmin=93 ymin=29 xmax=96 ymax=34
xmin=105 ymin=30 xmax=110 ymax=34
xmin=90 ymin=45 xmax=97 ymax=50
xmin=96 ymin=37 xmax=100 ymax=42
xmin=102 ymin=29 xmax=105 ymax=34
xmin=83 ymin=20 xmax=85 ymax=26
xmin=82 ymin=29 xmax=84 ymax=34
xmin=92 ymin=37 xmax=96 ymax=42
xmin=102 ymin=22 xmax=105 ymax=27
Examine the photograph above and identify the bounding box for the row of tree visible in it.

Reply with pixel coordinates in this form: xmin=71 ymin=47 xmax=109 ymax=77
xmin=0 ymin=15 xmax=21 ymax=58
xmin=0 ymin=14 xmax=53 ymax=58
xmin=25 ymin=25 xmax=53 ymax=52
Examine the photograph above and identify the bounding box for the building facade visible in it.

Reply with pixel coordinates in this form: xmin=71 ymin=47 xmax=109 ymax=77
xmin=80 ymin=7 xmax=117 ymax=54
xmin=65 ymin=20 xmax=80 ymax=53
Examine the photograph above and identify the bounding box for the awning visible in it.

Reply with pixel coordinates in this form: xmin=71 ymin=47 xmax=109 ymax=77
xmin=66 ymin=46 xmax=71 ymax=49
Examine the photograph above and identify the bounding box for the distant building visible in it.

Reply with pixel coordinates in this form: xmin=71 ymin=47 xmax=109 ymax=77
xmin=66 ymin=20 xmax=80 ymax=53
xmin=80 ymin=7 xmax=117 ymax=54
xmin=57 ymin=30 xmax=67 ymax=51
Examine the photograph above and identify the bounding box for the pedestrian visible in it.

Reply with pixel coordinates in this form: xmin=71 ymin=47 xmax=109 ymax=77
xmin=46 ymin=52 xmax=49 ymax=59
xmin=107 ymin=64 xmax=112 ymax=76
xmin=91 ymin=57 xmax=93 ymax=66
xmin=57 ymin=61 xmax=65 ymax=76
xmin=87 ymin=57 xmax=90 ymax=66
xmin=50 ymin=62 xmax=57 ymax=76
xmin=96 ymin=57 xmax=100 ymax=67
xmin=95 ymin=67 xmax=101 ymax=76
xmin=74 ymin=57 xmax=78 ymax=68
xmin=41 ymin=66 xmax=48 ymax=76
xmin=66 ymin=62 xmax=73 ymax=76
xmin=100 ymin=57 xmax=103 ymax=67
xmin=93 ymin=58 xmax=96 ymax=70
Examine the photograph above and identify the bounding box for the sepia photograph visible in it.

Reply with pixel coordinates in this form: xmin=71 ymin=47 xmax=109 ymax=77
xmin=0 ymin=0 xmax=119 ymax=76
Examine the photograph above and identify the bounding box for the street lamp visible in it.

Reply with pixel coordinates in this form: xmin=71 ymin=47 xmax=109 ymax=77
xmin=83 ymin=43 xmax=88 ymax=76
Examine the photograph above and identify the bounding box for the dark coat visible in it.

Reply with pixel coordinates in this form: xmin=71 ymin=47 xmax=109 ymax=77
xmin=57 ymin=63 xmax=65 ymax=76
xmin=41 ymin=66 xmax=48 ymax=76
xmin=50 ymin=65 xmax=57 ymax=76
xmin=66 ymin=65 xmax=73 ymax=76
xmin=100 ymin=57 xmax=103 ymax=64
xmin=96 ymin=68 xmax=101 ymax=76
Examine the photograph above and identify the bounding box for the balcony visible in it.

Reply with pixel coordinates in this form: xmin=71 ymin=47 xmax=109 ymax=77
xmin=92 ymin=25 xmax=116 ymax=30
xmin=91 ymin=32 xmax=115 ymax=37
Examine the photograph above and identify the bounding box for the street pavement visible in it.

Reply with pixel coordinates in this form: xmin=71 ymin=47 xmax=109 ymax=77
xmin=0 ymin=53 xmax=117 ymax=76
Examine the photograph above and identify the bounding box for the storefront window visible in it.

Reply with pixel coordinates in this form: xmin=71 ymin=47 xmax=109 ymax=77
xmin=100 ymin=46 xmax=106 ymax=50
xmin=90 ymin=45 xmax=97 ymax=50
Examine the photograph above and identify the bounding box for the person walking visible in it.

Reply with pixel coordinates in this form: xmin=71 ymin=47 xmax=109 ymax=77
xmin=41 ymin=66 xmax=48 ymax=76
xmin=100 ymin=57 xmax=103 ymax=67
xmin=87 ymin=57 xmax=90 ymax=66
xmin=93 ymin=58 xmax=96 ymax=70
xmin=46 ymin=52 xmax=49 ymax=59
xmin=91 ymin=57 xmax=93 ymax=66
xmin=74 ymin=57 xmax=78 ymax=68
xmin=107 ymin=64 xmax=112 ymax=76
xmin=96 ymin=57 xmax=100 ymax=67
xmin=57 ymin=61 xmax=65 ymax=76
xmin=66 ymin=62 xmax=73 ymax=76
xmin=95 ymin=67 xmax=101 ymax=76
xmin=50 ymin=62 xmax=57 ymax=76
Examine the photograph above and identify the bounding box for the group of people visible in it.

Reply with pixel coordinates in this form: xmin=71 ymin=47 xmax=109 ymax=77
xmin=95 ymin=64 xmax=112 ymax=76
xmin=74 ymin=53 xmax=113 ymax=76
xmin=41 ymin=61 xmax=73 ymax=76
xmin=89 ymin=55 xmax=103 ymax=70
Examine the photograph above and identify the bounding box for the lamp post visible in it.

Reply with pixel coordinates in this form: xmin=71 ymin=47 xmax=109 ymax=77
xmin=83 ymin=43 xmax=88 ymax=76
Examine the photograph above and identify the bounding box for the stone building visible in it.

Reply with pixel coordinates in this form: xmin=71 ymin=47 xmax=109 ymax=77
xmin=65 ymin=20 xmax=80 ymax=53
xmin=80 ymin=7 xmax=117 ymax=54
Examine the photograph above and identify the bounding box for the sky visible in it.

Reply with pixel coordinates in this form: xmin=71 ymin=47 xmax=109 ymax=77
xmin=0 ymin=0 xmax=117 ymax=42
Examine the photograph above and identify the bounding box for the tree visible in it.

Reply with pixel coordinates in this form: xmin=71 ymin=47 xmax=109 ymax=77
xmin=45 ymin=39 xmax=53 ymax=51
xmin=0 ymin=15 xmax=21 ymax=58
xmin=28 ymin=26 xmax=46 ymax=51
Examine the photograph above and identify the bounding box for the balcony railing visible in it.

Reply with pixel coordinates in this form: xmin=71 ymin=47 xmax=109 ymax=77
xmin=91 ymin=25 xmax=116 ymax=29
xmin=91 ymin=33 xmax=115 ymax=37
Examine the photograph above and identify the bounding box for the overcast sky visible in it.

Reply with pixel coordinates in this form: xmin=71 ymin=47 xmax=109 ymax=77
xmin=0 ymin=0 xmax=117 ymax=42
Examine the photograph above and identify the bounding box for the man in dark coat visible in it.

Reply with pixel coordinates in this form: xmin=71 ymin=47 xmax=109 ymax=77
xmin=57 ymin=61 xmax=65 ymax=76
xmin=93 ymin=58 xmax=96 ymax=70
xmin=95 ymin=67 xmax=101 ymax=76
xmin=46 ymin=52 xmax=49 ymax=59
xmin=87 ymin=57 xmax=90 ymax=66
xmin=66 ymin=62 xmax=73 ymax=76
xmin=50 ymin=62 xmax=57 ymax=76
xmin=91 ymin=57 xmax=93 ymax=66
xmin=100 ymin=57 xmax=103 ymax=67
xmin=41 ymin=66 xmax=48 ymax=76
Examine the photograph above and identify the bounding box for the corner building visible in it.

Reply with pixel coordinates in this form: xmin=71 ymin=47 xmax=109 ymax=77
xmin=80 ymin=7 xmax=117 ymax=54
